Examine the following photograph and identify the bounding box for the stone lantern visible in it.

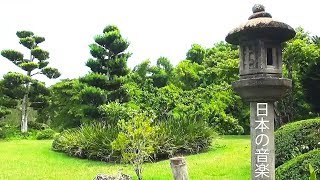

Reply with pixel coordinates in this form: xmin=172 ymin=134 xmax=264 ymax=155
xmin=225 ymin=4 xmax=295 ymax=180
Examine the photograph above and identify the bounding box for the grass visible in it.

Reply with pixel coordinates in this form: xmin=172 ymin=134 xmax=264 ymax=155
xmin=0 ymin=135 xmax=250 ymax=180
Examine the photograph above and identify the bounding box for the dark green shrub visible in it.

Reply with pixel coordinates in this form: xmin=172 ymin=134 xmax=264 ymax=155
xmin=0 ymin=127 xmax=5 ymax=139
xmin=0 ymin=121 xmax=7 ymax=128
xmin=0 ymin=125 xmax=20 ymax=139
xmin=52 ymin=123 xmax=120 ymax=161
xmin=275 ymin=149 xmax=320 ymax=180
xmin=28 ymin=121 xmax=49 ymax=130
xmin=36 ymin=128 xmax=56 ymax=140
xmin=0 ymin=122 xmax=43 ymax=140
xmin=0 ymin=121 xmax=8 ymax=139
xmin=275 ymin=118 xmax=320 ymax=167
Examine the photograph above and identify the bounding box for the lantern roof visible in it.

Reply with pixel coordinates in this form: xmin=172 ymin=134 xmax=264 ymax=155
xmin=225 ymin=4 xmax=296 ymax=45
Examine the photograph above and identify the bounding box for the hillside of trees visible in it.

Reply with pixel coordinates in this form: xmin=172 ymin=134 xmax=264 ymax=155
xmin=1 ymin=26 xmax=319 ymax=134
xmin=1 ymin=25 xmax=320 ymax=179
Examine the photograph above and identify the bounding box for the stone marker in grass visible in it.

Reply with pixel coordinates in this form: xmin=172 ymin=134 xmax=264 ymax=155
xmin=170 ymin=157 xmax=189 ymax=180
xmin=225 ymin=4 xmax=295 ymax=180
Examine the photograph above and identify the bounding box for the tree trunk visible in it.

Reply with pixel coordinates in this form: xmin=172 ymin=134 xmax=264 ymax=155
xmin=134 ymin=165 xmax=142 ymax=180
xmin=170 ymin=157 xmax=189 ymax=180
xmin=21 ymin=93 xmax=29 ymax=133
xmin=21 ymin=70 xmax=31 ymax=133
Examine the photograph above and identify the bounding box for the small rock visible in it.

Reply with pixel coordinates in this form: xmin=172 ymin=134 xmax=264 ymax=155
xmin=117 ymin=172 xmax=132 ymax=180
xmin=93 ymin=174 xmax=116 ymax=180
xmin=93 ymin=172 xmax=132 ymax=180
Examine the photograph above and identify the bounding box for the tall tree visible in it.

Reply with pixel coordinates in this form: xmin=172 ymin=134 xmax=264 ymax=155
xmin=279 ymin=27 xmax=320 ymax=123
xmin=37 ymin=79 xmax=86 ymax=130
xmin=173 ymin=60 xmax=204 ymax=90
xmin=186 ymin=44 xmax=206 ymax=64
xmin=80 ymin=25 xmax=131 ymax=120
xmin=312 ymin=35 xmax=320 ymax=46
xmin=131 ymin=57 xmax=173 ymax=88
xmin=202 ymin=42 xmax=239 ymax=86
xmin=1 ymin=30 xmax=60 ymax=132
xmin=150 ymin=57 xmax=173 ymax=87
xmin=301 ymin=57 xmax=320 ymax=113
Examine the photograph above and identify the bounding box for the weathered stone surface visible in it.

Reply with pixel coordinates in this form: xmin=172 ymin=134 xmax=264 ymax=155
xmin=225 ymin=4 xmax=295 ymax=180
xmin=226 ymin=18 xmax=295 ymax=45
xmin=250 ymin=102 xmax=275 ymax=179
xmin=93 ymin=172 xmax=132 ymax=180
xmin=94 ymin=174 xmax=115 ymax=180
xmin=252 ymin=4 xmax=265 ymax=13
xmin=225 ymin=4 xmax=295 ymax=45
xmin=170 ymin=157 xmax=189 ymax=180
xmin=232 ymin=77 xmax=292 ymax=102
xmin=249 ymin=12 xmax=272 ymax=20
xmin=250 ymin=4 xmax=272 ymax=20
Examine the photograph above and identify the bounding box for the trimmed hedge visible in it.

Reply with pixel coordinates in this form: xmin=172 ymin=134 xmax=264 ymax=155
xmin=275 ymin=118 xmax=320 ymax=167
xmin=275 ymin=148 xmax=320 ymax=180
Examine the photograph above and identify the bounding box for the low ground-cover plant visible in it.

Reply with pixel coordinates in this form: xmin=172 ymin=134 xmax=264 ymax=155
xmin=52 ymin=112 xmax=214 ymax=163
xmin=0 ymin=121 xmax=55 ymax=140
xmin=0 ymin=124 xmax=35 ymax=139
xmin=275 ymin=148 xmax=320 ymax=180
xmin=275 ymin=118 xmax=320 ymax=167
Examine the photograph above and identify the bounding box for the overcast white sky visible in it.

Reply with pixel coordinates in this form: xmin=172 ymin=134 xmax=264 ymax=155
xmin=1 ymin=0 xmax=320 ymax=85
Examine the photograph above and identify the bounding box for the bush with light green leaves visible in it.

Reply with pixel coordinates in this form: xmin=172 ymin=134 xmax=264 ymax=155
xmin=112 ymin=113 xmax=158 ymax=180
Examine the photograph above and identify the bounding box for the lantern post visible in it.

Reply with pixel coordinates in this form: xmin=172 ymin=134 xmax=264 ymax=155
xmin=225 ymin=4 xmax=295 ymax=180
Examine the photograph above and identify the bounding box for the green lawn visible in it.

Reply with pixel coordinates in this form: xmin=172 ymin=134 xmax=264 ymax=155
xmin=0 ymin=136 xmax=250 ymax=180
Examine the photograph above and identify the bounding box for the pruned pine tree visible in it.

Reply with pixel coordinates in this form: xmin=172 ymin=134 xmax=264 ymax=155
xmin=1 ymin=30 xmax=60 ymax=132
xmin=80 ymin=25 xmax=130 ymax=119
